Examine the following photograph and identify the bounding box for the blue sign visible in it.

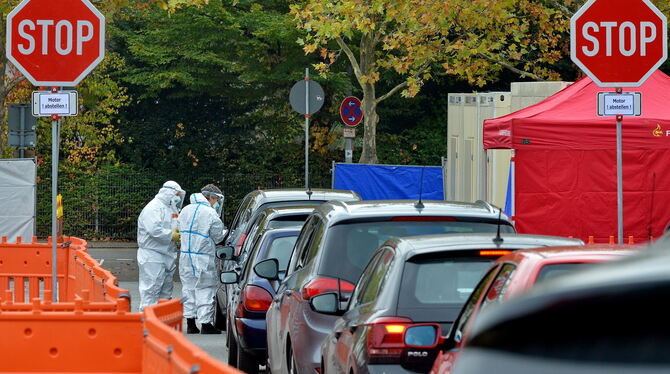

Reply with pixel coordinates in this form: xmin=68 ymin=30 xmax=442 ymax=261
xmin=340 ymin=96 xmax=363 ymax=127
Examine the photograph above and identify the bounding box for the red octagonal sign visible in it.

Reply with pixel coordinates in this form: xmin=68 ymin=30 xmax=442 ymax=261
xmin=5 ymin=0 xmax=105 ymax=86
xmin=571 ymin=0 xmax=667 ymax=87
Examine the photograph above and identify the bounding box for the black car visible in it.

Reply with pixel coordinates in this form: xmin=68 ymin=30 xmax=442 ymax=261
xmin=220 ymin=227 xmax=301 ymax=374
xmin=445 ymin=243 xmax=669 ymax=374
xmin=317 ymin=233 xmax=582 ymax=374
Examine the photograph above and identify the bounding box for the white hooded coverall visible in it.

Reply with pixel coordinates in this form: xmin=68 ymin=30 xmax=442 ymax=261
xmin=137 ymin=181 xmax=184 ymax=311
xmin=178 ymin=193 xmax=226 ymax=323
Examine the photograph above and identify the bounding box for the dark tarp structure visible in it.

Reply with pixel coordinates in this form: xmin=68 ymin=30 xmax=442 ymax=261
xmin=483 ymin=70 xmax=670 ymax=242
xmin=333 ymin=163 xmax=444 ymax=201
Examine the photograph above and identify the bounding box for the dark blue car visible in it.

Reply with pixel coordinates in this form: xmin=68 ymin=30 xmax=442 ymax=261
xmin=221 ymin=227 xmax=300 ymax=374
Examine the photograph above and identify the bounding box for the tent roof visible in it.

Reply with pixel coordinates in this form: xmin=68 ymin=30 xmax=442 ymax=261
xmin=483 ymin=70 xmax=670 ymax=150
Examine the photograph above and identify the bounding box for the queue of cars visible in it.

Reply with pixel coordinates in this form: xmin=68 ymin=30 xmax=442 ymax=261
xmin=216 ymin=188 xmax=641 ymax=374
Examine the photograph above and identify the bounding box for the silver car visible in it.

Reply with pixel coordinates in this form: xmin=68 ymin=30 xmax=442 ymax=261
xmin=256 ymin=200 xmax=516 ymax=374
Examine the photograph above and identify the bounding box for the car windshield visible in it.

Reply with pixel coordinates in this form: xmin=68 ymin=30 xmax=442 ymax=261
xmin=536 ymin=263 xmax=587 ymax=283
xmin=320 ymin=219 xmax=513 ymax=284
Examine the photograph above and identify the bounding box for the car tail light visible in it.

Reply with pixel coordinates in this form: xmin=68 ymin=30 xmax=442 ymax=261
xmin=242 ymin=285 xmax=272 ymax=312
xmin=366 ymin=317 xmax=413 ymax=364
xmin=234 ymin=233 xmax=247 ymax=256
xmin=391 ymin=216 xmax=457 ymax=221
xmin=301 ymin=277 xmax=355 ymax=300
xmin=479 ymin=250 xmax=511 ymax=256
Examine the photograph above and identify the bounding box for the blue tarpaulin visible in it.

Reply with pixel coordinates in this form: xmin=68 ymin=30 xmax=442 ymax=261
xmin=333 ymin=163 xmax=444 ymax=200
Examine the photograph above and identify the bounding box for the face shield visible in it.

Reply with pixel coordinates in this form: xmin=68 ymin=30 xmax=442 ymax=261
xmin=202 ymin=190 xmax=224 ymax=216
xmin=161 ymin=181 xmax=186 ymax=210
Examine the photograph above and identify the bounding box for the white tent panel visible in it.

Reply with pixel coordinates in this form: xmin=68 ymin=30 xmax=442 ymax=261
xmin=0 ymin=159 xmax=36 ymax=242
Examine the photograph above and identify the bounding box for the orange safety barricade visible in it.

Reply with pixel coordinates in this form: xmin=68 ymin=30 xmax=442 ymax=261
xmin=0 ymin=237 xmax=242 ymax=374
xmin=0 ymin=236 xmax=129 ymax=309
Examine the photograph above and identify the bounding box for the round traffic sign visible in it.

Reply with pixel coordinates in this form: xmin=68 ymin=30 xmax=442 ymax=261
xmin=289 ymin=79 xmax=325 ymax=115
xmin=570 ymin=0 xmax=667 ymax=87
xmin=6 ymin=0 xmax=106 ymax=86
xmin=339 ymin=96 xmax=363 ymax=127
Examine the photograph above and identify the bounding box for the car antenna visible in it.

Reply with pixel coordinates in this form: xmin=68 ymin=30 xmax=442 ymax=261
xmin=648 ymin=172 xmax=656 ymax=243
xmin=415 ymin=166 xmax=425 ymax=210
xmin=493 ymin=208 xmax=504 ymax=248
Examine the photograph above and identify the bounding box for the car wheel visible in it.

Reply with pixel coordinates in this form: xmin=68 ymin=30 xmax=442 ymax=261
xmin=213 ymin=295 xmax=226 ymax=331
xmin=227 ymin=331 xmax=238 ymax=367
xmin=236 ymin=346 xmax=260 ymax=374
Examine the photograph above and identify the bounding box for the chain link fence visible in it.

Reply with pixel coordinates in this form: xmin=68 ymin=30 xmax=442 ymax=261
xmin=37 ymin=168 xmax=332 ymax=240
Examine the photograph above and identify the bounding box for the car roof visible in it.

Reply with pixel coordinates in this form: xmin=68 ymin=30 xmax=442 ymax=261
xmin=498 ymin=244 xmax=636 ymax=262
xmin=315 ymin=200 xmax=510 ymax=224
xmin=262 ymin=206 xmax=317 ymax=220
xmin=246 ymin=188 xmax=361 ymax=206
xmin=382 ymin=233 xmax=584 ymax=259
xmin=469 ymin=244 xmax=652 ymax=337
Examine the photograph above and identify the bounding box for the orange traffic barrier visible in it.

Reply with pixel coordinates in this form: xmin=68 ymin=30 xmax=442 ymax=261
xmin=582 ymin=235 xmax=641 ymax=244
xmin=142 ymin=299 xmax=243 ymax=374
xmin=0 ymin=236 xmax=129 ymax=309
xmin=0 ymin=236 xmax=242 ymax=374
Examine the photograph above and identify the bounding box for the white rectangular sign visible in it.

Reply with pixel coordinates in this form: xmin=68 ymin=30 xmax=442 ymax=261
xmin=597 ymin=92 xmax=641 ymax=116
xmin=32 ymin=91 xmax=78 ymax=117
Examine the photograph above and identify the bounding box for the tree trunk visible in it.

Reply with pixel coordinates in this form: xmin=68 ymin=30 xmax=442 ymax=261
xmin=359 ymin=88 xmax=379 ymax=164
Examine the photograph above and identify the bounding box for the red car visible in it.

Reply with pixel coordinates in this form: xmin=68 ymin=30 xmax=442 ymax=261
xmin=427 ymin=245 xmax=637 ymax=374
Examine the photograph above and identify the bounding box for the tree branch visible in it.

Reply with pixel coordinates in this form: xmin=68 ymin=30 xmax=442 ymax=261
xmin=335 ymin=37 xmax=363 ymax=82
xmin=376 ymin=63 xmax=431 ymax=104
xmin=0 ymin=75 xmax=26 ymax=97
xmin=478 ymin=54 xmax=543 ymax=81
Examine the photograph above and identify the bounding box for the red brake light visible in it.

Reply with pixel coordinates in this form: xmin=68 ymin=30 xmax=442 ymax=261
xmin=391 ymin=216 xmax=457 ymax=222
xmin=242 ymin=285 xmax=273 ymax=312
xmin=479 ymin=250 xmax=511 ymax=256
xmin=366 ymin=317 xmax=413 ymax=364
xmin=301 ymin=277 xmax=355 ymax=300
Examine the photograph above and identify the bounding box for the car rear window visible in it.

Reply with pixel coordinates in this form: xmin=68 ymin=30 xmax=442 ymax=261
xmin=319 ymin=220 xmax=513 ymax=284
xmin=267 ymin=214 xmax=310 ymax=229
xmin=264 ymin=235 xmax=298 ymax=272
xmin=536 ymin=263 xmax=587 ymax=283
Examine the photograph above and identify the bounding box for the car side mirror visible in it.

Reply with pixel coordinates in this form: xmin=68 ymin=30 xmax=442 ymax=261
xmin=216 ymin=246 xmax=236 ymax=261
xmin=220 ymin=271 xmax=239 ymax=284
xmin=309 ymin=293 xmax=343 ymax=315
xmin=404 ymin=324 xmax=441 ymax=348
xmin=254 ymin=258 xmax=279 ymax=280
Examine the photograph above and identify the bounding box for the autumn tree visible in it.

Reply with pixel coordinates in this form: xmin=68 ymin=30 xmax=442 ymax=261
xmin=291 ymin=0 xmax=581 ymax=163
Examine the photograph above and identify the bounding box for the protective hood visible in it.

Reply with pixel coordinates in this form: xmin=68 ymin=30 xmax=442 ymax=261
xmin=189 ymin=192 xmax=209 ymax=205
xmin=157 ymin=181 xmax=186 ymax=209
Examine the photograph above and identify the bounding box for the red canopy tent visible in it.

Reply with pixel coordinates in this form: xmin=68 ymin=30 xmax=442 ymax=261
xmin=483 ymin=70 xmax=670 ymax=242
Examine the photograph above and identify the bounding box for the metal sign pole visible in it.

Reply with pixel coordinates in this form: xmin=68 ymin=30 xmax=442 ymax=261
xmin=304 ymin=68 xmax=310 ymax=189
xmin=345 ymin=138 xmax=353 ymax=163
xmin=19 ymin=106 xmax=25 ymax=158
xmin=616 ymin=113 xmax=623 ymax=244
xmin=51 ymin=114 xmax=60 ymax=301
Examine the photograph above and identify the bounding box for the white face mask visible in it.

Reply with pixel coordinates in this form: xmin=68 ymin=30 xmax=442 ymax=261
xmin=212 ymin=201 xmax=222 ymax=215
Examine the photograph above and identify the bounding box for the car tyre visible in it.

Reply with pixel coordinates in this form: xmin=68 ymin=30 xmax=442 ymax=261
xmin=227 ymin=331 xmax=238 ymax=367
xmin=237 ymin=346 xmax=260 ymax=374
xmin=213 ymin=295 xmax=226 ymax=331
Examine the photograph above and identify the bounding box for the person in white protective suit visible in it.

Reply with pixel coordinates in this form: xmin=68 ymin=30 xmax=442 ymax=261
xmin=137 ymin=181 xmax=185 ymax=312
xmin=178 ymin=184 xmax=227 ymax=334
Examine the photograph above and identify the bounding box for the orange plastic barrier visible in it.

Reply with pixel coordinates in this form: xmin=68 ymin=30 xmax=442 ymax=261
xmin=0 ymin=236 xmax=129 ymax=309
xmin=142 ymin=299 xmax=243 ymax=374
xmin=585 ymin=235 xmax=641 ymax=245
xmin=0 ymin=236 xmax=242 ymax=374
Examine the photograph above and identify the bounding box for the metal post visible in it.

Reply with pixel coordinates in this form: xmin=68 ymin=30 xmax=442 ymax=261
xmin=304 ymin=68 xmax=310 ymax=189
xmin=19 ymin=106 xmax=25 ymax=158
xmin=616 ymin=114 xmax=624 ymax=244
xmin=51 ymin=117 xmax=60 ymax=301
xmin=345 ymin=138 xmax=353 ymax=163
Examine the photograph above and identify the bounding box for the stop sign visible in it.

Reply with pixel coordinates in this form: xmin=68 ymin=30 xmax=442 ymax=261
xmin=5 ymin=0 xmax=105 ymax=87
xmin=571 ymin=0 xmax=667 ymax=87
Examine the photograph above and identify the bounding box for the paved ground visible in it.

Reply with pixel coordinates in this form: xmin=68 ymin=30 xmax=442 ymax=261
xmin=120 ymin=281 xmax=229 ymax=363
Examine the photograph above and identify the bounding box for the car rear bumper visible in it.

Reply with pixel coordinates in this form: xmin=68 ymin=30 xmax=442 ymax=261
xmin=235 ymin=317 xmax=267 ymax=353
